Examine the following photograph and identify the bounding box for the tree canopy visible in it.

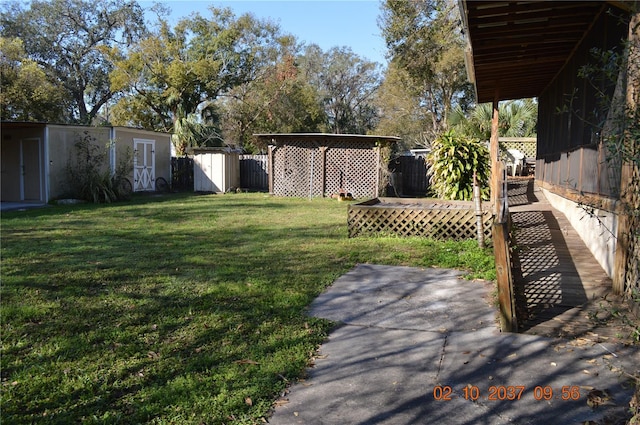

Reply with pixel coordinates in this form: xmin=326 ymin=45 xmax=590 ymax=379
xmin=1 ymin=0 xmax=145 ymax=124
xmin=449 ymin=99 xmax=538 ymax=141
xmin=378 ymin=0 xmax=473 ymax=144
xmin=0 ymin=37 xmax=66 ymax=122
xmin=1 ymin=0 xmax=494 ymax=150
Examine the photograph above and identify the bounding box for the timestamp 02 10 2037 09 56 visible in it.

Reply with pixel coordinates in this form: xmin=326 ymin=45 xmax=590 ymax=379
xmin=432 ymin=385 xmax=582 ymax=402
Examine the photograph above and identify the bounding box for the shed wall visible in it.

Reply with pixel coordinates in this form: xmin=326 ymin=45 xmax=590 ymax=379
xmin=48 ymin=125 xmax=111 ymax=200
xmin=194 ymin=152 xmax=240 ymax=193
xmin=113 ymin=128 xmax=172 ymax=191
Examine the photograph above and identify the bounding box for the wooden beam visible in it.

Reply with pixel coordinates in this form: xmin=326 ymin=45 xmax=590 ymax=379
xmin=268 ymin=144 xmax=275 ymax=195
xmin=490 ymin=93 xmax=500 ymax=217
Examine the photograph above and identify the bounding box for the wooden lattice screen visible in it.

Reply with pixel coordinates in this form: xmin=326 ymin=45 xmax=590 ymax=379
xmin=258 ymin=134 xmax=399 ymax=198
xmin=348 ymin=198 xmax=492 ymax=241
xmin=500 ymin=137 xmax=537 ymax=159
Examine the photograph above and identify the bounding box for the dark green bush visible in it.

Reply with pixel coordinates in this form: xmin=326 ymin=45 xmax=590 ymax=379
xmin=66 ymin=131 xmax=132 ymax=203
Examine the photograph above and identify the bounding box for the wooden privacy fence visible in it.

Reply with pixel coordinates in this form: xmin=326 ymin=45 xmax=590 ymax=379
xmin=388 ymin=156 xmax=429 ymax=197
xmin=171 ymin=157 xmax=194 ymax=191
xmin=239 ymin=154 xmax=268 ymax=191
xmin=347 ymin=197 xmax=492 ymax=241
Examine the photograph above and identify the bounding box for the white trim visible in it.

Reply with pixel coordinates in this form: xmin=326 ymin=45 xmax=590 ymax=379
xmin=109 ymin=127 xmax=116 ymax=176
xmin=133 ymin=138 xmax=156 ymax=191
xmin=44 ymin=126 xmax=50 ymax=202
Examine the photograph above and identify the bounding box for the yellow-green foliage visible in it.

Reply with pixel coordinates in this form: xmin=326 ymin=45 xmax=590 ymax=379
xmin=427 ymin=130 xmax=490 ymax=201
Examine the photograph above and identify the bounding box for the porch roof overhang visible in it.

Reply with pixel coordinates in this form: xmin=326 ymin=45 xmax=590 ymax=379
xmin=459 ymin=1 xmax=630 ymax=104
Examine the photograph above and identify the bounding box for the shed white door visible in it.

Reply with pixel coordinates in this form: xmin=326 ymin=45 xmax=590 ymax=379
xmin=133 ymin=139 xmax=155 ymax=191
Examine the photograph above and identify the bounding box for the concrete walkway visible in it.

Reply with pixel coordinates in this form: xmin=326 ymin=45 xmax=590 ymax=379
xmin=0 ymin=201 xmax=47 ymax=212
xmin=268 ymin=264 xmax=639 ymax=424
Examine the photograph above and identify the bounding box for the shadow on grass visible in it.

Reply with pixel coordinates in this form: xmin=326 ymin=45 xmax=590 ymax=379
xmin=0 ymin=194 xmax=378 ymax=423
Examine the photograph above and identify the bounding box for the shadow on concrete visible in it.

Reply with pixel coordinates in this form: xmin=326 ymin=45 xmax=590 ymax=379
xmin=268 ymin=264 xmax=638 ymax=425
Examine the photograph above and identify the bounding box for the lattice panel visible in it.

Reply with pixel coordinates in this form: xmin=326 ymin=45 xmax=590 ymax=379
xmin=272 ymin=142 xmax=323 ymax=197
xmin=325 ymin=142 xmax=378 ymax=199
xmin=348 ymin=201 xmax=492 ymax=241
xmin=271 ymin=138 xmax=380 ymax=198
xmin=501 ymin=140 xmax=537 ymax=159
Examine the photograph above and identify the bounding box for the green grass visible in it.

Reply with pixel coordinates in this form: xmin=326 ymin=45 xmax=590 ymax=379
xmin=1 ymin=193 xmax=495 ymax=424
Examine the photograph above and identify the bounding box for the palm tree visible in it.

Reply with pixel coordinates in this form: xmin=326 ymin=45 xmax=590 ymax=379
xmin=449 ymin=98 xmax=537 ymax=140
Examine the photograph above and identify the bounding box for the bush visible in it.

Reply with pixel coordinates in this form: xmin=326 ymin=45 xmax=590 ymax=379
xmin=66 ymin=131 xmax=132 ymax=203
xmin=427 ymin=130 xmax=490 ymax=201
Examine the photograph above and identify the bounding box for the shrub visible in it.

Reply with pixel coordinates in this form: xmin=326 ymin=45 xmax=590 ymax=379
xmin=427 ymin=130 xmax=490 ymax=201
xmin=66 ymin=131 xmax=132 ymax=203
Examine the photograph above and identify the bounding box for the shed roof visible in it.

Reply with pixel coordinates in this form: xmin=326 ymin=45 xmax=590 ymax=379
xmin=253 ymin=133 xmax=401 ymax=145
xmin=459 ymin=1 xmax=630 ymax=103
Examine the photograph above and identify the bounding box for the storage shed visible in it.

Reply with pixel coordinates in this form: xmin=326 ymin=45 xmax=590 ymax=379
xmin=254 ymin=133 xmax=400 ymax=199
xmin=192 ymin=147 xmax=240 ymax=193
xmin=0 ymin=122 xmax=172 ymax=203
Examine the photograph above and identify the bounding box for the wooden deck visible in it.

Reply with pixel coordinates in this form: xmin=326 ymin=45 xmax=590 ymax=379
xmin=508 ymin=178 xmax=638 ymax=343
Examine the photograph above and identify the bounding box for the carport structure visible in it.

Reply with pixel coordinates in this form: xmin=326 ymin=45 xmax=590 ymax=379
xmin=459 ymin=1 xmax=639 ymax=331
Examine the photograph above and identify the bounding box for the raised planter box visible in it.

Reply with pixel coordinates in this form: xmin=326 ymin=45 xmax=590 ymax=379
xmin=347 ymin=197 xmax=492 ymax=241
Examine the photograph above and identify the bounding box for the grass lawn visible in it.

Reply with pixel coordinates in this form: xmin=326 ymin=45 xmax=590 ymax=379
xmin=1 ymin=193 xmax=495 ymax=424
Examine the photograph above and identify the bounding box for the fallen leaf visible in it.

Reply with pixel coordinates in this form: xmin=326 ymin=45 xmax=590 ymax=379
xmin=294 ymin=412 xmax=299 ymax=417
xmin=273 ymin=399 xmax=289 ymax=407
xmin=245 ymin=397 xmax=252 ymax=406
xmin=550 ymin=362 xmax=557 ymax=367
xmin=587 ymin=389 xmax=612 ymax=408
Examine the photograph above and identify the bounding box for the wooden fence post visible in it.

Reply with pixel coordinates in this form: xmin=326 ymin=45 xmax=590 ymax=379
xmin=268 ymin=144 xmax=275 ymax=195
xmin=473 ymin=172 xmax=485 ymax=248
xmin=490 ymin=94 xmax=500 ymax=216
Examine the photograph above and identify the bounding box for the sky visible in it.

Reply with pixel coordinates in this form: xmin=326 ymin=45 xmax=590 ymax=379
xmin=140 ymin=1 xmax=388 ymax=65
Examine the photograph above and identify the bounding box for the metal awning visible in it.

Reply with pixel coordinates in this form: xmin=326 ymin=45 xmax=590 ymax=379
xmin=460 ymin=1 xmax=629 ymax=103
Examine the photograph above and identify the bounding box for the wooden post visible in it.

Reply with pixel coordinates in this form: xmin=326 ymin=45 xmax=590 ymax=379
xmin=489 ymin=91 xmax=517 ymax=331
xmin=320 ymin=146 xmax=327 ymax=197
xmin=268 ymin=144 xmax=275 ymax=195
xmin=473 ymin=171 xmax=485 ymax=248
xmin=613 ymin=10 xmax=639 ymax=294
xmin=490 ymin=94 xmax=500 ymax=217
xmin=494 ymin=220 xmax=516 ymax=332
